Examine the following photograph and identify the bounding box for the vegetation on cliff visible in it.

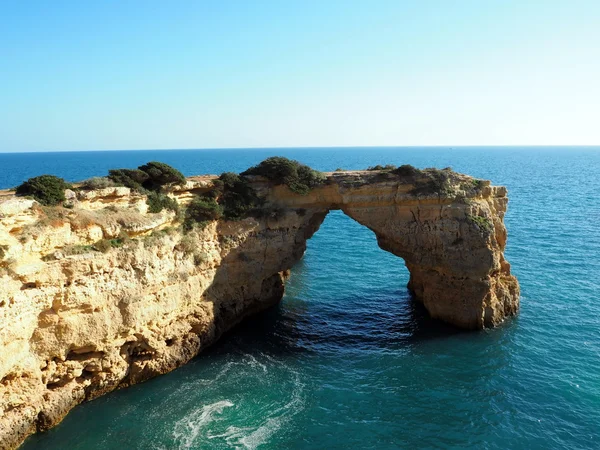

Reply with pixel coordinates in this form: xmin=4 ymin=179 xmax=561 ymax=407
xmin=80 ymin=176 xmax=119 ymax=190
xmin=183 ymin=196 xmax=224 ymax=230
xmin=103 ymin=162 xmax=185 ymax=213
xmin=185 ymin=157 xmax=324 ymax=229
xmin=15 ymin=175 xmax=72 ymax=206
xmin=13 ymin=158 xmax=486 ymax=237
xmin=366 ymin=164 xmax=396 ymax=171
xmin=15 ymin=157 xmax=325 ymax=224
xmin=213 ymin=172 xmax=262 ymax=219
xmin=183 ymin=172 xmax=262 ymax=229
xmin=146 ymin=192 xmax=179 ymax=214
xmin=241 ymin=156 xmax=326 ymax=195
xmin=137 ymin=161 xmax=187 ymax=188
xmin=361 ymin=163 xmax=484 ymax=197
xmin=105 ymin=161 xmax=186 ymax=193
xmin=107 ymin=168 xmax=150 ymax=191
xmin=467 ymin=213 xmax=494 ymax=233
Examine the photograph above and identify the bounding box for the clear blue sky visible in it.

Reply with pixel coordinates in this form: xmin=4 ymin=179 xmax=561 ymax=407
xmin=1 ymin=0 xmax=599 ymax=152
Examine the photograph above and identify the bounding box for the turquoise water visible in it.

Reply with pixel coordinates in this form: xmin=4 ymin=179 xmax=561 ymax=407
xmin=4 ymin=147 xmax=599 ymax=449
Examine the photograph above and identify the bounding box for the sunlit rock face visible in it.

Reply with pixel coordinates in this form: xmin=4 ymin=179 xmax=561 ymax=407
xmin=0 ymin=171 xmax=518 ymax=449
xmin=264 ymin=171 xmax=519 ymax=328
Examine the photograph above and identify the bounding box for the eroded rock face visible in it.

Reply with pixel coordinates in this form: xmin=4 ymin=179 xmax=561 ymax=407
xmin=0 ymin=171 xmax=518 ymax=449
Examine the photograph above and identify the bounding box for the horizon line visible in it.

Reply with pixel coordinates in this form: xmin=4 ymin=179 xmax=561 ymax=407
xmin=2 ymin=144 xmax=600 ymax=154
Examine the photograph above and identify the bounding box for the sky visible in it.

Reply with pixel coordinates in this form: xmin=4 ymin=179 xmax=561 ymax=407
xmin=1 ymin=0 xmax=599 ymax=152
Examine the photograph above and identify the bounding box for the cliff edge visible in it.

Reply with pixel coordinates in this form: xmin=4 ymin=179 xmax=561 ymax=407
xmin=0 ymin=165 xmax=519 ymax=448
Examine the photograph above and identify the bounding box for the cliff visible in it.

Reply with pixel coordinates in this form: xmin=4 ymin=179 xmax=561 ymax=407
xmin=0 ymin=169 xmax=519 ymax=448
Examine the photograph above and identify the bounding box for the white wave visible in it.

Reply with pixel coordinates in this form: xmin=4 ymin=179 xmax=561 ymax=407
xmin=172 ymin=400 xmax=234 ymax=449
xmin=245 ymin=354 xmax=268 ymax=373
xmin=221 ymin=368 xmax=306 ymax=449
xmin=219 ymin=417 xmax=283 ymax=450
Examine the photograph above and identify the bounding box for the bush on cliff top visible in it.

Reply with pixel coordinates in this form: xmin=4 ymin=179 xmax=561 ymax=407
xmin=366 ymin=164 xmax=396 ymax=171
xmin=138 ymin=161 xmax=186 ymax=188
xmin=15 ymin=175 xmax=72 ymax=206
xmin=241 ymin=156 xmax=325 ymax=195
xmin=107 ymin=168 xmax=150 ymax=191
xmin=108 ymin=161 xmax=185 ymax=193
xmin=106 ymin=162 xmax=185 ymax=213
xmin=392 ymin=164 xmax=421 ymax=177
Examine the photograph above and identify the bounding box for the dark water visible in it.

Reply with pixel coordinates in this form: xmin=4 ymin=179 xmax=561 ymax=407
xmin=5 ymin=147 xmax=599 ymax=449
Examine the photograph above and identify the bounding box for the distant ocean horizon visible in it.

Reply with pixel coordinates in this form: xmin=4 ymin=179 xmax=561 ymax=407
xmin=1 ymin=145 xmax=600 ymax=189
xmin=7 ymin=147 xmax=600 ymax=449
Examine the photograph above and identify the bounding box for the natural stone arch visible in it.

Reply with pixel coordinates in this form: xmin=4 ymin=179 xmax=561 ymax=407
xmin=258 ymin=170 xmax=520 ymax=329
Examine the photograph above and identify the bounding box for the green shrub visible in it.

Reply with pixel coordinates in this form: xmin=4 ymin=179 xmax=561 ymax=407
xmin=215 ymin=172 xmax=262 ymax=220
xmin=241 ymin=156 xmax=325 ymax=195
xmin=219 ymin=171 xmax=242 ymax=189
xmin=15 ymin=175 xmax=71 ymax=206
xmin=62 ymin=244 xmax=95 ymax=256
xmin=472 ymin=179 xmax=484 ymax=189
xmin=467 ymin=214 xmax=493 ymax=233
xmin=107 ymin=162 xmax=185 ymax=193
xmin=366 ymin=164 xmax=396 ymax=171
xmin=138 ymin=161 xmax=186 ymax=188
xmin=184 ymin=196 xmax=223 ymax=230
xmin=80 ymin=177 xmax=118 ymax=190
xmin=392 ymin=165 xmax=421 ymax=177
xmin=108 ymin=169 xmax=149 ymax=191
xmin=93 ymin=236 xmax=127 ymax=253
xmin=146 ymin=192 xmax=179 ymax=214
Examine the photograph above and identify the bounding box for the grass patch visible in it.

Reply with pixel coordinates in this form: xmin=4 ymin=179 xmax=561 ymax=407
xmin=467 ymin=214 xmax=493 ymax=233
xmin=93 ymin=237 xmax=127 ymax=253
xmin=62 ymin=244 xmax=95 ymax=256
xmin=79 ymin=177 xmax=118 ymax=190
xmin=409 ymin=167 xmax=457 ymax=196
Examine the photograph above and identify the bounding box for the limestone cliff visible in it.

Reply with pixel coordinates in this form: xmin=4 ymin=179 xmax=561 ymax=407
xmin=0 ymin=170 xmax=519 ymax=449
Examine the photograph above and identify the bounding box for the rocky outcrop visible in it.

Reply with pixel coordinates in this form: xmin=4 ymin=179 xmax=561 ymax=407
xmin=0 ymin=170 xmax=518 ymax=449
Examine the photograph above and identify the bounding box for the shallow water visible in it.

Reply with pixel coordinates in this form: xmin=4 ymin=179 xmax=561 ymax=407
xmin=4 ymin=147 xmax=599 ymax=449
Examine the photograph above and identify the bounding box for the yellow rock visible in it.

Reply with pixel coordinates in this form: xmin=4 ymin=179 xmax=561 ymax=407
xmin=0 ymin=171 xmax=519 ymax=449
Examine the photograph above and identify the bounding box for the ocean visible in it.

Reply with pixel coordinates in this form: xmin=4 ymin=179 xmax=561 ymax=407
xmin=3 ymin=147 xmax=599 ymax=449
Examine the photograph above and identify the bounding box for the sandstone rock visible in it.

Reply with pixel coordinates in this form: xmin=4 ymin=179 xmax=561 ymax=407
xmin=0 ymin=170 xmax=519 ymax=449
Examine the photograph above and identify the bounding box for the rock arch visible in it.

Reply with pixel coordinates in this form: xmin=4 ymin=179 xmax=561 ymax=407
xmin=258 ymin=170 xmax=520 ymax=329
